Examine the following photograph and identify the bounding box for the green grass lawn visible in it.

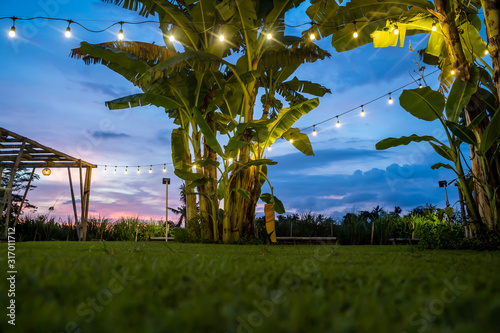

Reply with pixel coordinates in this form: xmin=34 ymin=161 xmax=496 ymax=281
xmin=1 ymin=242 xmax=499 ymax=333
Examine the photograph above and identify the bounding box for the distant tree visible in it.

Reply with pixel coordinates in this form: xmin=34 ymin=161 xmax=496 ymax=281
xmin=1 ymin=168 xmax=39 ymax=221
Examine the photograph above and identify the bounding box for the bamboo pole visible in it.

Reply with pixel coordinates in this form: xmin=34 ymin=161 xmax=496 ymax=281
xmin=78 ymin=160 xmax=84 ymax=241
xmin=82 ymin=166 xmax=92 ymax=241
xmin=13 ymin=168 xmax=35 ymax=227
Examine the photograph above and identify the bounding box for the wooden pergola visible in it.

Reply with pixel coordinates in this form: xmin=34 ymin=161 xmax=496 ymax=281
xmin=0 ymin=127 xmax=97 ymax=240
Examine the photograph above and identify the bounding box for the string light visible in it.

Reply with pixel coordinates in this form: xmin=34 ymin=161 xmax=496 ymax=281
xmin=393 ymin=24 xmax=399 ymax=35
xmin=431 ymin=22 xmax=437 ymax=31
xmin=289 ymin=135 xmax=294 ymax=143
xmin=336 ymin=116 xmax=341 ymax=128
xmin=360 ymin=105 xmax=365 ymax=116
xmin=419 ymin=81 xmax=423 ymax=88
xmin=65 ymin=21 xmax=72 ymax=38
xmin=266 ymin=33 xmax=272 ymax=40
xmin=169 ymin=35 xmax=175 ymax=42
xmin=125 ymin=166 xmax=128 ymax=174
xmin=149 ymin=165 xmax=153 ymax=173
xmin=137 ymin=166 xmax=140 ymax=174
xmin=312 ymin=125 xmax=317 ymax=136
xmin=485 ymin=49 xmax=489 ymax=55
xmin=104 ymin=165 xmax=107 ymax=172
xmin=388 ymin=93 xmax=394 ymax=104
xmin=267 ymin=146 xmax=272 ymax=151
xmin=219 ymin=34 xmax=224 ymax=41
xmin=451 ymin=69 xmax=455 ymax=76
xmin=310 ymin=33 xmax=316 ymax=41
xmin=163 ymin=164 xmax=167 ymax=172
xmin=114 ymin=166 xmax=117 ymax=174
xmin=353 ymin=21 xmax=358 ymax=38
xmin=118 ymin=22 xmax=124 ymax=40
xmin=8 ymin=17 xmax=16 ymax=38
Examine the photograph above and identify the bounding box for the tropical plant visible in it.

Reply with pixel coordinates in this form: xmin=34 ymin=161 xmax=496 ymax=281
xmin=306 ymin=0 xmax=500 ymax=235
xmin=71 ymin=0 xmax=331 ymax=242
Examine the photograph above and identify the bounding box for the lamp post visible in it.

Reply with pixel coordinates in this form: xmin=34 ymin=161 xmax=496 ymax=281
xmin=438 ymin=180 xmax=449 ymax=207
xmin=162 ymin=178 xmax=170 ymax=241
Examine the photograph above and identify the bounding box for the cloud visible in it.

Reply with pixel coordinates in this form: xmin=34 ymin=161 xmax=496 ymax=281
xmin=88 ymin=130 xmax=131 ymax=140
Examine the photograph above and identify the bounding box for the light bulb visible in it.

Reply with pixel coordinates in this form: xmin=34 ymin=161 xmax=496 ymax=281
xmin=336 ymin=120 xmax=341 ymax=128
xmin=169 ymin=35 xmax=175 ymax=42
xmin=312 ymin=126 xmax=317 ymax=136
xmin=268 ymin=146 xmax=272 ymax=151
xmin=289 ymin=138 xmax=294 ymax=143
xmin=219 ymin=34 xmax=224 ymax=41
xmin=114 ymin=167 xmax=117 ymax=174
xmin=149 ymin=166 xmax=152 ymax=173
xmin=65 ymin=26 xmax=71 ymax=38
xmin=451 ymin=69 xmax=455 ymax=76
xmin=266 ymin=33 xmax=272 ymax=40
xmin=419 ymin=83 xmax=423 ymax=88
xmin=104 ymin=166 xmax=107 ymax=173
xmin=310 ymin=33 xmax=315 ymax=41
xmin=431 ymin=23 xmax=437 ymax=32
xmin=388 ymin=95 xmax=394 ymax=104
xmin=393 ymin=25 xmax=399 ymax=35
xmin=137 ymin=166 xmax=140 ymax=174
xmin=485 ymin=49 xmax=489 ymax=55
xmin=361 ymin=108 xmax=365 ymax=116
xmin=163 ymin=164 xmax=167 ymax=173
xmin=9 ymin=26 xmax=15 ymax=38
xmin=118 ymin=29 xmax=124 ymax=40
xmin=353 ymin=30 xmax=358 ymax=38
xmin=229 ymin=158 xmax=233 ymax=163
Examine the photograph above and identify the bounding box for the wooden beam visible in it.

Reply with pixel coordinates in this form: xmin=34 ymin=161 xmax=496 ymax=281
xmin=67 ymin=168 xmax=80 ymax=240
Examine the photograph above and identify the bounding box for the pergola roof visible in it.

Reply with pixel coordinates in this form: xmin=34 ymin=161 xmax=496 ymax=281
xmin=0 ymin=127 xmax=97 ymax=169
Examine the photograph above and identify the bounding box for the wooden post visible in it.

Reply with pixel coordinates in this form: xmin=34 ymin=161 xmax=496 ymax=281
xmin=67 ymin=168 xmax=79 ymax=236
xmin=371 ymin=221 xmax=375 ymax=245
xmin=13 ymin=168 xmax=35 ymax=227
xmin=163 ymin=178 xmax=170 ymax=241
xmin=81 ymin=166 xmax=92 ymax=242
xmin=2 ymin=139 xmax=25 ymax=236
xmin=78 ymin=160 xmax=84 ymax=241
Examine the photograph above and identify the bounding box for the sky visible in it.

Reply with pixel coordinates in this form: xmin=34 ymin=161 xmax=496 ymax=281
xmin=0 ymin=0 xmax=463 ymax=222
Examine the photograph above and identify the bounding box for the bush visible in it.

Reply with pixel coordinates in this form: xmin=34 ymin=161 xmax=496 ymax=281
xmin=172 ymin=227 xmax=191 ymax=243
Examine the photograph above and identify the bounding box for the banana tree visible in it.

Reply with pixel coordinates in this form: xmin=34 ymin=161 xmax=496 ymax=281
xmin=306 ymin=0 xmax=500 ymax=232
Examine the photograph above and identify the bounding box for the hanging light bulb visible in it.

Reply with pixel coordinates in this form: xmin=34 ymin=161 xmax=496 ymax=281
xmin=229 ymin=158 xmax=233 ymax=163
xmin=388 ymin=93 xmax=394 ymax=104
xmin=169 ymin=35 xmax=175 ymax=42
xmin=8 ymin=26 xmax=15 ymax=38
xmin=336 ymin=117 xmax=341 ymax=128
xmin=163 ymin=164 xmax=167 ymax=172
xmin=137 ymin=166 xmax=140 ymax=174
xmin=289 ymin=135 xmax=294 ymax=143
xmin=42 ymin=168 xmax=51 ymax=176
xmin=451 ymin=69 xmax=455 ymax=76
xmin=65 ymin=21 xmax=72 ymax=38
xmin=125 ymin=166 xmax=128 ymax=174
xmin=149 ymin=165 xmax=153 ymax=173
xmin=419 ymin=81 xmax=423 ymax=88
xmin=353 ymin=21 xmax=358 ymax=38
xmin=361 ymin=105 xmax=365 ymax=116
xmin=310 ymin=33 xmax=316 ymax=41
xmin=193 ymin=164 xmax=197 ymax=172
xmin=118 ymin=22 xmax=124 ymax=40
xmin=393 ymin=24 xmax=399 ymax=35
xmin=431 ymin=22 xmax=437 ymax=32
xmin=104 ymin=165 xmax=107 ymax=173
xmin=266 ymin=33 xmax=272 ymax=40
xmin=219 ymin=34 xmax=224 ymax=41
xmin=485 ymin=49 xmax=489 ymax=55
xmin=114 ymin=166 xmax=117 ymax=174
xmin=312 ymin=125 xmax=317 ymax=136
xmin=267 ymin=146 xmax=272 ymax=151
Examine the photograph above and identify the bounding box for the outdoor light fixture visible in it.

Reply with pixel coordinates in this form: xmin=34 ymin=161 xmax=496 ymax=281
xmin=439 ymin=180 xmax=450 ymax=207
xmin=336 ymin=116 xmax=341 ymax=128
xmin=310 ymin=33 xmax=315 ymax=41
xmin=266 ymin=33 xmax=272 ymax=40
xmin=65 ymin=22 xmax=72 ymax=38
xmin=268 ymin=146 xmax=272 ymax=151
xmin=393 ymin=24 xmax=399 ymax=35
xmin=485 ymin=49 xmax=489 ymax=55
xmin=42 ymin=168 xmax=51 ymax=176
xmin=118 ymin=22 xmax=124 ymax=40
xmin=169 ymin=35 xmax=175 ymax=42
xmin=163 ymin=164 xmax=167 ymax=172
xmin=419 ymin=82 xmax=423 ymax=88
xmin=312 ymin=125 xmax=317 ymax=136
xmin=432 ymin=23 xmax=437 ymax=31
xmin=353 ymin=21 xmax=358 ymax=38
xmin=289 ymin=135 xmax=293 ymax=143
xmin=9 ymin=23 xmax=16 ymax=38
xmin=114 ymin=166 xmax=117 ymax=174
xmin=137 ymin=166 xmax=140 ymax=174
xmin=125 ymin=166 xmax=128 ymax=174
xmin=451 ymin=69 xmax=455 ymax=76
xmin=361 ymin=105 xmax=365 ymax=116
xmin=388 ymin=93 xmax=393 ymax=104
xmin=219 ymin=34 xmax=224 ymax=41
xmin=229 ymin=158 xmax=233 ymax=163
xmin=149 ymin=165 xmax=153 ymax=173
xmin=104 ymin=165 xmax=107 ymax=172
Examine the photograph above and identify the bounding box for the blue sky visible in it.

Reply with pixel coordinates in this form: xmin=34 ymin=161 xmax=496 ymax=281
xmin=1 ymin=0 xmax=461 ymax=221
